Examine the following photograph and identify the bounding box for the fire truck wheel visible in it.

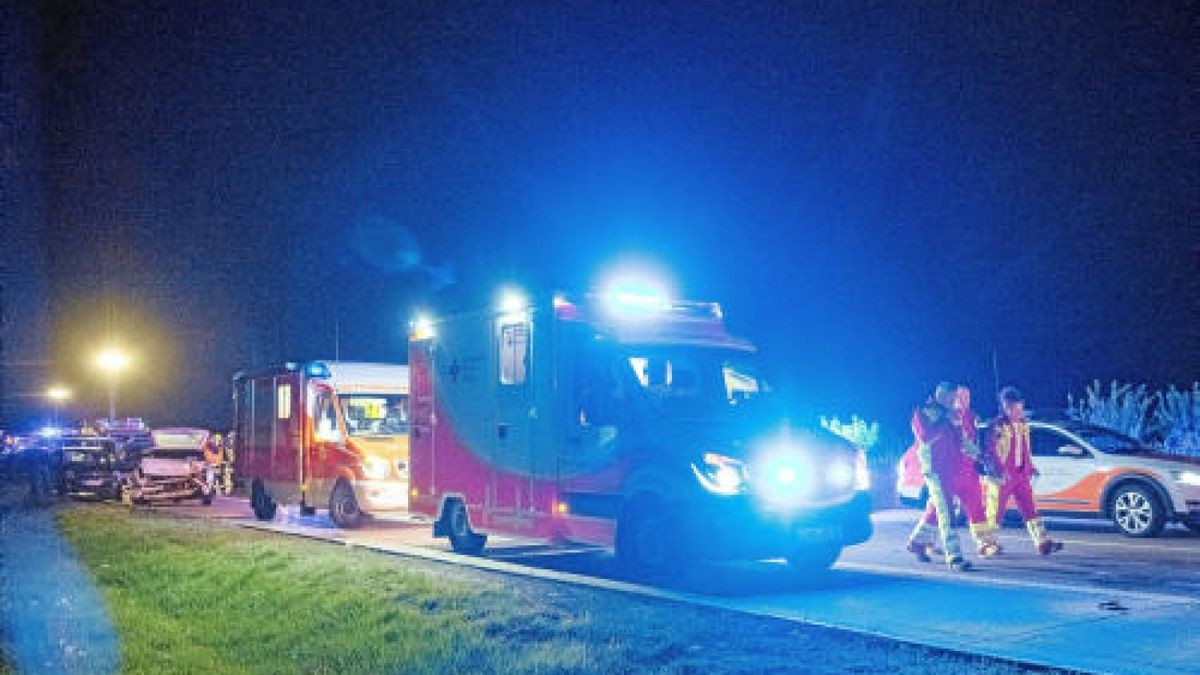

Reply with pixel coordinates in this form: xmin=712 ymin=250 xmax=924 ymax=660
xmin=786 ymin=544 xmax=842 ymax=573
xmin=329 ymin=479 xmax=364 ymax=529
xmin=616 ymin=496 xmax=682 ymax=581
xmin=445 ymin=499 xmax=487 ymax=554
xmin=201 ymin=490 xmax=214 ymax=506
xmin=251 ymin=479 xmax=277 ymax=521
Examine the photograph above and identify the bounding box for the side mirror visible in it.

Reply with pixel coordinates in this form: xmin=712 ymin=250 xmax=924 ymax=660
xmin=1058 ymin=444 xmax=1086 ymax=458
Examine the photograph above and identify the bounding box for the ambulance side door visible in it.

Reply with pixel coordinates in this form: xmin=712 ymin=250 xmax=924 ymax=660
xmin=492 ymin=314 xmax=535 ymax=523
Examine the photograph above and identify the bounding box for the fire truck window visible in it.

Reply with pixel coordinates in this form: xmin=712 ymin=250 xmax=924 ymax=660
xmin=276 ymin=384 xmax=292 ymax=419
xmin=499 ymin=322 xmax=529 ymax=385
xmin=341 ymin=394 xmax=409 ymax=436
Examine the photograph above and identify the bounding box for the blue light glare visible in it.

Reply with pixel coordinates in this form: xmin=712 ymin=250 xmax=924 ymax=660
xmin=602 ymin=279 xmax=671 ymax=318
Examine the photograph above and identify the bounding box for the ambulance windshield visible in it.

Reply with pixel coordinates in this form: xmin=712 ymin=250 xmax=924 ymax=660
xmin=340 ymin=394 xmax=409 ymax=436
xmin=620 ymin=347 xmax=768 ymax=418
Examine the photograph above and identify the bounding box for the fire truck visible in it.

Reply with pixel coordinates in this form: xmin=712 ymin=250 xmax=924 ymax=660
xmin=408 ymin=288 xmax=873 ymax=576
xmin=233 ymin=361 xmax=410 ymax=527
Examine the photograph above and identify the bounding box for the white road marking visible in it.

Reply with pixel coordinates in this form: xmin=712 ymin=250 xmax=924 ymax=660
xmin=836 ymin=560 xmax=1199 ymax=606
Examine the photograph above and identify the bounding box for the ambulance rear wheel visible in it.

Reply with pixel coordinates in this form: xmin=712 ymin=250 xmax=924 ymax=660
xmin=446 ymin=499 xmax=486 ymax=554
xmin=329 ymin=479 xmax=364 ymax=529
xmin=250 ymin=479 xmax=277 ymax=521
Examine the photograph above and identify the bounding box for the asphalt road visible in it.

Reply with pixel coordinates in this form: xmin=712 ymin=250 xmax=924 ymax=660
xmin=175 ymin=497 xmax=1200 ymax=674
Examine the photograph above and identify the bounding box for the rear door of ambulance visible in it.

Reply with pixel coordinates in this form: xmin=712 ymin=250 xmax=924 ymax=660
xmin=491 ymin=310 xmax=538 ymax=529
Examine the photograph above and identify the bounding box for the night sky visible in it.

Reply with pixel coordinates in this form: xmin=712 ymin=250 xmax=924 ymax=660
xmin=7 ymin=1 xmax=1198 ymax=434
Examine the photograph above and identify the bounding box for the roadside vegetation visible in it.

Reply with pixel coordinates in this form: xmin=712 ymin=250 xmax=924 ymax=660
xmin=60 ymin=506 xmax=1062 ymax=674
xmin=1067 ymin=380 xmax=1200 ymax=456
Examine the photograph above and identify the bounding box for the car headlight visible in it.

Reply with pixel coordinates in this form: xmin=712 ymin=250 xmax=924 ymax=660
xmin=362 ymin=456 xmax=391 ymax=480
xmin=1171 ymin=470 xmax=1200 ymax=487
xmin=692 ymin=452 xmax=746 ymax=495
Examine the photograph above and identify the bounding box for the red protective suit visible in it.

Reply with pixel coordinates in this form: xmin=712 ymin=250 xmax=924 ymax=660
xmin=986 ymin=416 xmax=1037 ymax=520
xmin=986 ymin=414 xmax=1061 ymax=554
xmin=906 ymin=400 xmax=996 ymax=566
xmin=918 ymin=406 xmax=985 ymax=527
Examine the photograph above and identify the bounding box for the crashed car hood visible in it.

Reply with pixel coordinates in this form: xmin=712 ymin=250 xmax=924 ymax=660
xmin=140 ymin=457 xmax=201 ymax=477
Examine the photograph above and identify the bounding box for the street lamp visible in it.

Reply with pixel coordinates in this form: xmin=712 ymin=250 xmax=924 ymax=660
xmin=95 ymin=348 xmax=130 ymax=422
xmin=45 ymin=386 xmax=72 ymax=425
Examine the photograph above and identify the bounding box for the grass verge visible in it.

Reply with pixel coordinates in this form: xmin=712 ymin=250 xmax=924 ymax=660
xmin=59 ymin=505 xmax=1060 ymax=674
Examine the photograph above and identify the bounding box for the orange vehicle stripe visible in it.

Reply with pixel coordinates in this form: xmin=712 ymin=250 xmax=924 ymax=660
xmin=1037 ymin=467 xmax=1162 ymax=513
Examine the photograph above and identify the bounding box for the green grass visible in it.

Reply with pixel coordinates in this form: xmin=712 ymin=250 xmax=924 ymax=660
xmin=58 ymin=507 xmax=534 ymax=674
xmin=58 ymin=506 xmax=1061 ymax=674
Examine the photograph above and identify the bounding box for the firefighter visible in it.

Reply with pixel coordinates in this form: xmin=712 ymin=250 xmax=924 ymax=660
xmin=905 ymin=382 xmax=997 ymax=571
xmin=202 ymin=433 xmax=224 ymax=492
xmin=985 ymin=387 xmax=1063 ymax=555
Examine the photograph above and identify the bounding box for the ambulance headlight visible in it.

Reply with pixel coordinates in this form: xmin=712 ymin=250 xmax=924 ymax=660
xmin=692 ymin=452 xmax=746 ymax=495
xmin=363 ymin=456 xmax=391 ymax=480
xmin=1172 ymin=470 xmax=1200 ymax=487
xmin=754 ymin=451 xmax=810 ymax=506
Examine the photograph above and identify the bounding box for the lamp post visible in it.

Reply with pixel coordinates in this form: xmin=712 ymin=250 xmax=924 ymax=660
xmin=45 ymin=386 xmax=72 ymax=426
xmin=95 ymin=348 xmax=130 ymax=422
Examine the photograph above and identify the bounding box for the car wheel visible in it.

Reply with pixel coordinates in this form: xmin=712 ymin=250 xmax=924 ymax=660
xmin=616 ymin=496 xmax=683 ymax=581
xmin=444 ymin=499 xmax=486 ymax=554
xmin=250 ymin=478 xmax=277 ymax=521
xmin=329 ymin=479 xmax=363 ymax=528
xmin=787 ymin=544 xmax=843 ymax=573
xmin=1110 ymin=483 xmax=1166 ymax=538
xmin=1184 ymin=521 xmax=1200 ymax=536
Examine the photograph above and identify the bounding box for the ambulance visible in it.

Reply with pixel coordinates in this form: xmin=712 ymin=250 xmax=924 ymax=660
xmin=408 ymin=288 xmax=873 ymax=576
xmin=233 ymin=361 xmax=410 ymax=527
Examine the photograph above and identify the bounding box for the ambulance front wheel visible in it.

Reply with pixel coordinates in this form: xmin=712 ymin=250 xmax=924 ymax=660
xmin=616 ymin=496 xmax=683 ymax=581
xmin=329 ymin=479 xmax=364 ymax=528
xmin=446 ymin=499 xmax=487 ymax=554
xmin=250 ymin=478 xmax=277 ymax=521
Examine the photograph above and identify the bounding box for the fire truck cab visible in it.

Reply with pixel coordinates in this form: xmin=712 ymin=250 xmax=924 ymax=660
xmin=409 ymin=290 xmax=872 ymax=576
xmin=233 ymin=361 xmax=410 ymax=527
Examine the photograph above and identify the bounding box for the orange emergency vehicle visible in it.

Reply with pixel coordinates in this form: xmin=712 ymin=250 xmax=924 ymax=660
xmin=233 ymin=361 xmax=410 ymax=527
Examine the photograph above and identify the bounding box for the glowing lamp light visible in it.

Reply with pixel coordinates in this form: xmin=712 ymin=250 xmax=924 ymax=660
xmin=411 ymin=314 xmax=436 ymax=341
xmin=498 ymin=289 xmax=527 ymax=314
xmin=602 ymin=278 xmax=671 ymax=318
xmin=753 ymin=443 xmax=812 ymax=507
xmin=39 ymin=426 xmax=63 ymax=437
xmin=95 ymin=348 xmax=130 ymax=373
xmin=45 ymin=386 xmax=72 ymax=402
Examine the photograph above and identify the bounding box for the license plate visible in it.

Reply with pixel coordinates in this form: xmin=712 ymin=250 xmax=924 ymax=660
xmin=795 ymin=526 xmax=842 ymax=542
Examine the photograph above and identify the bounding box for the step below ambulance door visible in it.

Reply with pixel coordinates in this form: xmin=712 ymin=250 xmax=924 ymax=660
xmin=493 ymin=316 xmax=536 ymax=522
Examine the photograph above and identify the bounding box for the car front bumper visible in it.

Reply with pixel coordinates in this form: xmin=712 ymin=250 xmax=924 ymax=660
xmin=680 ymin=490 xmax=873 ymax=561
